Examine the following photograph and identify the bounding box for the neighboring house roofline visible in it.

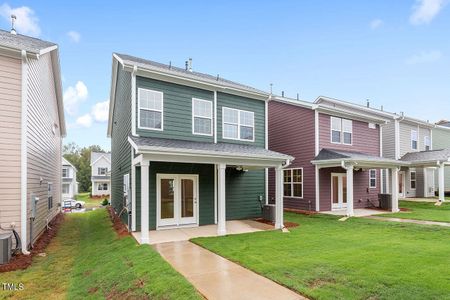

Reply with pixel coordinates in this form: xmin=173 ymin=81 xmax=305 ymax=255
xmin=90 ymin=152 xmax=112 ymax=167
xmin=62 ymin=157 xmax=77 ymax=171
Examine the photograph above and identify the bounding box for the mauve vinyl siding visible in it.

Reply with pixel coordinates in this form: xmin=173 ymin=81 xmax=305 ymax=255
xmin=319 ymin=168 xmax=381 ymax=211
xmin=319 ymin=113 xmax=380 ymax=156
xmin=268 ymin=101 xmax=316 ymax=210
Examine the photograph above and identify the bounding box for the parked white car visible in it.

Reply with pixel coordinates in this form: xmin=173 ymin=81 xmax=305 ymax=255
xmin=62 ymin=199 xmax=85 ymax=209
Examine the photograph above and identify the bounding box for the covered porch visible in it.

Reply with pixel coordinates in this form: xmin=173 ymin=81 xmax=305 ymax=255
xmin=400 ymin=149 xmax=450 ymax=203
xmin=129 ymin=136 xmax=293 ymax=244
xmin=312 ymin=149 xmax=409 ymax=216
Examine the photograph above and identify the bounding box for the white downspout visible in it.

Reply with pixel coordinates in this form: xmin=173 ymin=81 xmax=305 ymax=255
xmin=20 ymin=50 xmax=30 ymax=255
xmin=265 ymin=99 xmax=269 ymax=204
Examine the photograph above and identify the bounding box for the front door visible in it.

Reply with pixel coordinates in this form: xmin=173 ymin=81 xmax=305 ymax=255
xmin=425 ymin=168 xmax=435 ymax=197
xmin=399 ymin=171 xmax=405 ymax=198
xmin=331 ymin=173 xmax=347 ymax=210
xmin=157 ymin=174 xmax=198 ymax=228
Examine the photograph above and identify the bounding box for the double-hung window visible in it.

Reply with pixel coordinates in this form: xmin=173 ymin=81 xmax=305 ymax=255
xmin=98 ymin=167 xmax=108 ymax=175
xmin=192 ymin=98 xmax=213 ymax=135
xmin=62 ymin=167 xmax=69 ymax=178
xmin=331 ymin=117 xmax=352 ymax=145
xmin=138 ymin=88 xmax=163 ymax=130
xmin=424 ymin=136 xmax=431 ymax=151
xmin=369 ymin=169 xmax=377 ymax=188
xmin=410 ymin=170 xmax=417 ymax=189
xmin=62 ymin=184 xmax=70 ymax=194
xmin=48 ymin=182 xmax=53 ymax=210
xmin=98 ymin=183 xmax=108 ymax=191
xmin=222 ymin=107 xmax=254 ymax=141
xmin=283 ymin=168 xmax=303 ymax=198
xmin=411 ymin=130 xmax=418 ymax=150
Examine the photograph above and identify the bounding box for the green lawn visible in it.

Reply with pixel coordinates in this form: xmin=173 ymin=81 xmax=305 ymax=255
xmin=378 ymin=200 xmax=450 ymax=222
xmin=0 ymin=210 xmax=200 ymax=300
xmin=193 ymin=212 xmax=450 ymax=300
xmin=75 ymin=192 xmax=108 ymax=208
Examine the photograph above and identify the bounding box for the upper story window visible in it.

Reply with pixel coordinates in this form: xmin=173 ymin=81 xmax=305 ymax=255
xmin=331 ymin=117 xmax=352 ymax=145
xmin=222 ymin=107 xmax=254 ymax=142
xmin=192 ymin=98 xmax=213 ymax=136
xmin=369 ymin=169 xmax=377 ymax=188
xmin=411 ymin=130 xmax=418 ymax=150
xmin=62 ymin=167 xmax=69 ymax=178
xmin=138 ymin=88 xmax=163 ymax=130
xmin=98 ymin=167 xmax=108 ymax=175
xmin=283 ymin=168 xmax=303 ymax=198
xmin=424 ymin=136 xmax=431 ymax=151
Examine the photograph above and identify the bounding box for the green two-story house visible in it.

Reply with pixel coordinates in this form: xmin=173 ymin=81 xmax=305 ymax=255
xmin=107 ymin=54 xmax=292 ymax=244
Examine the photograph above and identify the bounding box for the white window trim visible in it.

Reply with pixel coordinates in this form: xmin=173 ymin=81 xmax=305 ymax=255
xmin=410 ymin=170 xmax=417 ymax=190
xmin=330 ymin=116 xmax=352 ymax=145
xmin=98 ymin=167 xmax=108 ymax=175
xmin=283 ymin=168 xmax=304 ymax=199
xmin=411 ymin=130 xmax=418 ymax=150
xmin=369 ymin=169 xmax=377 ymax=189
xmin=424 ymin=136 xmax=430 ymax=150
xmin=62 ymin=183 xmax=70 ymax=195
xmin=137 ymin=88 xmax=164 ymax=131
xmin=192 ymin=98 xmax=213 ymax=136
xmin=62 ymin=167 xmax=69 ymax=178
xmin=222 ymin=107 xmax=255 ymax=142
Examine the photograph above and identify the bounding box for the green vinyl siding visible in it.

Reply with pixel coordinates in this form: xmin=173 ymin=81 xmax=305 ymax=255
xmin=432 ymin=128 xmax=450 ymax=191
xmin=217 ymin=92 xmax=266 ymax=148
xmin=226 ymin=169 xmax=265 ymax=219
xmin=136 ymin=76 xmax=214 ymax=142
xmin=110 ymin=67 xmax=132 ymax=224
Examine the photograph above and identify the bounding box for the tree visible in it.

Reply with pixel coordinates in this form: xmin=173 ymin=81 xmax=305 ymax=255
xmin=63 ymin=143 xmax=107 ymax=193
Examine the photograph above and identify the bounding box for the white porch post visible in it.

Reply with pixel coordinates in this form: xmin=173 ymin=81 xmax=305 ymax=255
xmin=391 ymin=167 xmax=399 ymax=212
xmin=140 ymin=161 xmax=150 ymax=244
xmin=217 ymin=163 xmax=226 ymax=235
xmin=275 ymin=165 xmax=284 ymax=229
xmin=131 ymin=164 xmax=136 ymax=231
xmin=438 ymin=163 xmax=445 ymax=202
xmin=346 ymin=165 xmax=354 ymax=217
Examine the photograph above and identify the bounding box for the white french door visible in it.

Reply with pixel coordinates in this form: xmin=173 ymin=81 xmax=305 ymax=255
xmin=157 ymin=174 xmax=198 ymax=228
xmin=331 ymin=173 xmax=347 ymax=210
xmin=398 ymin=171 xmax=406 ymax=198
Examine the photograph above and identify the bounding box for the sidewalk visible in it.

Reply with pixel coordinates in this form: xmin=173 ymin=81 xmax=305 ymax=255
xmin=153 ymin=241 xmax=306 ymax=300
xmin=366 ymin=216 xmax=450 ymax=227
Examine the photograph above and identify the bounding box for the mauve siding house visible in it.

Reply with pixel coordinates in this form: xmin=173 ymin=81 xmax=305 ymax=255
xmin=269 ymin=96 xmax=398 ymax=214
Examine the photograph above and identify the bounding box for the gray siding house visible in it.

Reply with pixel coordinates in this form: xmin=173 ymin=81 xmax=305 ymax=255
xmin=90 ymin=152 xmax=111 ymax=196
xmin=0 ymin=29 xmax=65 ymax=252
xmin=432 ymin=125 xmax=450 ymax=192
xmin=107 ymin=54 xmax=291 ymax=244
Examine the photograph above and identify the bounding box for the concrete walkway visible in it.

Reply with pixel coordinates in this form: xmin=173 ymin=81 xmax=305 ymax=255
xmin=153 ymin=241 xmax=305 ymax=300
xmin=366 ymin=216 xmax=450 ymax=227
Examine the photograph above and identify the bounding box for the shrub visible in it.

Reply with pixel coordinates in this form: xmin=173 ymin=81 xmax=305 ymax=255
xmin=101 ymin=199 xmax=109 ymax=206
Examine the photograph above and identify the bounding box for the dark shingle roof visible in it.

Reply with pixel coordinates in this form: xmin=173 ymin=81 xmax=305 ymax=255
xmin=400 ymin=149 xmax=450 ymax=162
xmin=313 ymin=148 xmax=400 ymax=164
xmin=0 ymin=29 xmax=56 ymax=54
xmin=129 ymin=135 xmax=292 ymax=161
xmin=114 ymin=53 xmax=268 ymax=96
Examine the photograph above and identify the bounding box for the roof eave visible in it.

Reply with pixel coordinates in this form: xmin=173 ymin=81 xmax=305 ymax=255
xmin=107 ymin=56 xmax=120 ymax=138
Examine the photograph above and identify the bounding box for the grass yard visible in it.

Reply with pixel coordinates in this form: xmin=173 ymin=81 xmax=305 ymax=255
xmin=378 ymin=200 xmax=450 ymax=222
xmin=193 ymin=212 xmax=450 ymax=300
xmin=75 ymin=192 xmax=108 ymax=208
xmin=0 ymin=210 xmax=200 ymax=300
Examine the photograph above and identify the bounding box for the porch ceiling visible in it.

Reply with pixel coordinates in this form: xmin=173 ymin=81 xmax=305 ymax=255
xmin=129 ymin=135 xmax=293 ymax=168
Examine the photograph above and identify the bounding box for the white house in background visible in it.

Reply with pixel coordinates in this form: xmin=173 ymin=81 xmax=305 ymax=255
xmin=90 ymin=152 xmax=111 ymax=196
xmin=62 ymin=157 xmax=78 ymax=199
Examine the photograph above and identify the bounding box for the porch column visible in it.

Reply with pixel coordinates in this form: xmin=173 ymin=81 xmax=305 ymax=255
xmin=140 ymin=161 xmax=150 ymax=244
xmin=131 ymin=165 xmax=136 ymax=231
xmin=438 ymin=163 xmax=445 ymax=202
xmin=391 ymin=167 xmax=399 ymax=212
xmin=275 ymin=165 xmax=284 ymax=229
xmin=217 ymin=164 xmax=226 ymax=235
xmin=346 ymin=165 xmax=354 ymax=217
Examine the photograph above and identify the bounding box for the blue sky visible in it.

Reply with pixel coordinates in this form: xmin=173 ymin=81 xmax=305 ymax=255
xmin=1 ymin=1 xmax=449 ymax=150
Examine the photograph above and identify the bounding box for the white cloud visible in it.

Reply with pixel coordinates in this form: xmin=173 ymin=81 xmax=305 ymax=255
xmin=63 ymin=81 xmax=88 ymax=116
xmin=67 ymin=30 xmax=81 ymax=43
xmin=0 ymin=3 xmax=40 ymax=36
xmin=410 ymin=0 xmax=448 ymax=25
xmin=91 ymin=100 xmax=109 ymax=122
xmin=75 ymin=113 xmax=92 ymax=128
xmin=405 ymin=50 xmax=442 ymax=64
xmin=370 ymin=19 xmax=384 ymax=29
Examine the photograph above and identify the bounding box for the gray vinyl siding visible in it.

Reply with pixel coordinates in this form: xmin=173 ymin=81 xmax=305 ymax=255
xmin=136 ymin=77 xmax=214 ymax=143
xmin=26 ymin=53 xmax=62 ymax=243
xmin=0 ymin=54 xmax=22 ymax=238
xmin=381 ymin=121 xmax=396 ymax=159
xmin=217 ymin=92 xmax=266 ymax=148
xmin=399 ymin=123 xmax=431 ymax=156
xmin=432 ymin=127 xmax=450 ymax=191
xmin=111 ymin=67 xmax=132 ymax=224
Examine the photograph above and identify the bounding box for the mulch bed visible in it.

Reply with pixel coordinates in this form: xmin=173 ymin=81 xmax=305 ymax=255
xmin=0 ymin=213 xmax=64 ymax=273
xmin=400 ymin=207 xmax=412 ymax=212
xmin=254 ymin=218 xmax=300 ymax=229
xmin=107 ymin=207 xmax=130 ymax=238
xmin=284 ymin=208 xmax=318 ymax=215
